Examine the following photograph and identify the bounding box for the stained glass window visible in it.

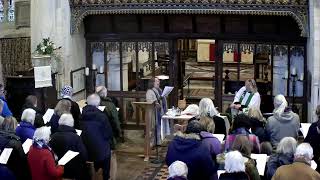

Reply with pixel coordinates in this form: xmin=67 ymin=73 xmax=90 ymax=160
xmin=8 ymin=0 xmax=14 ymax=22
xmin=0 ymin=0 xmax=4 ymax=22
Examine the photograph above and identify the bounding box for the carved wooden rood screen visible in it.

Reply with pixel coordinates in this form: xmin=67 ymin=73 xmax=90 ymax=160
xmin=70 ymin=0 xmax=310 ymax=154
xmin=69 ymin=0 xmax=308 ymax=37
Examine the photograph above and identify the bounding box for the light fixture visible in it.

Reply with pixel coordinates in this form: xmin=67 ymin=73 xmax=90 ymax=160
xmin=156 ymin=75 xmax=169 ymax=80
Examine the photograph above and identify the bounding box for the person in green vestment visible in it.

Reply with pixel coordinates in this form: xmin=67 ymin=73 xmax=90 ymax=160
xmin=230 ymin=79 xmax=261 ymax=116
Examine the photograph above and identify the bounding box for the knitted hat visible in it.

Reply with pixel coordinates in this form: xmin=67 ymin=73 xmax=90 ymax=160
xmin=61 ymin=85 xmax=73 ymax=98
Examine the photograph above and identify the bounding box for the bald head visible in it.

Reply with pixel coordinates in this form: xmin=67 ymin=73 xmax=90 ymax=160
xmin=87 ymin=93 xmax=101 ymax=107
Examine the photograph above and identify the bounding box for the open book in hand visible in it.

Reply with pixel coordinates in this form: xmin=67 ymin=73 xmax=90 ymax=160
xmin=58 ymin=150 xmax=79 ymax=166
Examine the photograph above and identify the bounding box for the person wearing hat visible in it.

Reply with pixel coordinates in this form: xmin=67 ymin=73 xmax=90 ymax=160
xmin=60 ymin=85 xmax=81 ymax=129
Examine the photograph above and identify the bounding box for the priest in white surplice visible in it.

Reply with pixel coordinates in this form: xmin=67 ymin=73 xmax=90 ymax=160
xmin=230 ymin=79 xmax=261 ymax=116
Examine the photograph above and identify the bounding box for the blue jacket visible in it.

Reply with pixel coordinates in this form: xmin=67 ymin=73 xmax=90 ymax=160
xmin=0 ymin=164 xmax=16 ymax=180
xmin=15 ymin=121 xmax=36 ymax=143
xmin=0 ymin=96 xmax=12 ymax=118
xmin=166 ymin=132 xmax=217 ymax=180
xmin=81 ymin=105 xmax=113 ymax=162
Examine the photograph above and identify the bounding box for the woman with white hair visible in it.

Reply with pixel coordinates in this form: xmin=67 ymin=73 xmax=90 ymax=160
xmin=50 ymin=114 xmax=89 ymax=180
xmin=28 ymin=126 xmax=64 ymax=180
xmin=15 ymin=108 xmax=36 ymax=143
xmin=272 ymin=143 xmax=320 ymax=180
xmin=198 ymin=98 xmax=227 ymax=135
xmin=219 ymin=151 xmax=249 ymax=180
xmin=81 ymin=93 xmax=113 ymax=180
xmin=266 ymin=94 xmax=300 ymax=147
xmin=168 ymin=160 xmax=188 ymax=180
xmin=266 ymin=137 xmax=297 ymax=180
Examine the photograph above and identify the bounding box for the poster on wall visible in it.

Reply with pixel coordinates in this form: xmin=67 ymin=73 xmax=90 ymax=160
xmin=197 ymin=39 xmax=215 ymax=62
xmin=34 ymin=66 xmax=52 ymax=88
xmin=71 ymin=68 xmax=85 ymax=94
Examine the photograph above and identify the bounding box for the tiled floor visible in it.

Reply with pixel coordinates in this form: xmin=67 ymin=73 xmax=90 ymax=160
xmin=115 ymin=130 xmax=168 ymax=180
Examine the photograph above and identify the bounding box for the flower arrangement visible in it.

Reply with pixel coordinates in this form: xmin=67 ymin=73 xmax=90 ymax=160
xmin=35 ymin=38 xmax=60 ymax=55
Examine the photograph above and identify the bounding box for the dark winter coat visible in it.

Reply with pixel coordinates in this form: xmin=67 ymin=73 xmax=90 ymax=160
xmin=0 ymin=130 xmax=31 ymax=180
xmin=50 ymin=125 xmax=88 ymax=180
xmin=219 ymin=172 xmax=249 ymax=180
xmin=166 ymin=132 xmax=217 ymax=180
xmin=48 ymin=114 xmax=61 ymax=134
xmin=266 ymin=153 xmax=294 ymax=180
xmin=0 ymin=164 xmax=16 ymax=180
xmin=80 ymin=105 xmax=113 ymax=162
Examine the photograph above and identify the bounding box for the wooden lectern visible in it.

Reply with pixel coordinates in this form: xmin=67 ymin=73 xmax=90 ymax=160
xmin=132 ymin=101 xmax=155 ymax=161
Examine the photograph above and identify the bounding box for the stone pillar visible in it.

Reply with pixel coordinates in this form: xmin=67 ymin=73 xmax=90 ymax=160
xmin=307 ymin=0 xmax=320 ymax=122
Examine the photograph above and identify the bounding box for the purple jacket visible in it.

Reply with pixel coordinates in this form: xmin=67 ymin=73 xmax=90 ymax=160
xmin=200 ymin=131 xmax=221 ymax=156
xmin=225 ymin=128 xmax=260 ymax=153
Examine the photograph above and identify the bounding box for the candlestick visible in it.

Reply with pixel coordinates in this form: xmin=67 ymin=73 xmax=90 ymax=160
xmin=284 ymin=70 xmax=288 ymax=79
xmin=92 ymin=64 xmax=97 ymax=70
xmin=99 ymin=66 xmax=104 ymax=73
xmin=85 ymin=67 xmax=89 ymax=76
xmin=291 ymin=67 xmax=297 ymax=76
xmin=300 ymin=73 xmax=304 ymax=81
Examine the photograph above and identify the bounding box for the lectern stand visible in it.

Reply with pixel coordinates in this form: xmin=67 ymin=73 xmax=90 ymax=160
xmin=132 ymin=101 xmax=155 ymax=161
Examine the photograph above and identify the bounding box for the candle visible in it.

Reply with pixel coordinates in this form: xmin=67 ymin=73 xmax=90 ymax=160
xmin=85 ymin=67 xmax=90 ymax=76
xmin=99 ymin=66 xmax=104 ymax=73
xmin=291 ymin=67 xmax=297 ymax=75
xmin=300 ymin=73 xmax=304 ymax=81
xmin=92 ymin=64 xmax=97 ymax=70
xmin=284 ymin=70 xmax=288 ymax=79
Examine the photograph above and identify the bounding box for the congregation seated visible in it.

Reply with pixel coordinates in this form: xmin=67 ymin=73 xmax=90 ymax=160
xmin=266 ymin=94 xmax=300 ymax=147
xmin=225 ymin=114 xmax=260 ymax=154
xmin=0 ymin=115 xmax=31 ymax=180
xmin=166 ymin=120 xmax=218 ymax=180
xmin=304 ymin=105 xmax=320 ymax=172
xmin=21 ymin=95 xmax=44 ymax=128
xmin=199 ymin=98 xmax=227 ymax=135
xmin=248 ymin=107 xmax=268 ymax=143
xmin=168 ymin=161 xmax=188 ymax=180
xmin=266 ymin=137 xmax=297 ymax=180
xmin=199 ymin=116 xmax=221 ymax=156
xmin=60 ymin=85 xmax=81 ymax=129
xmin=272 ymin=143 xmax=320 ymax=180
xmin=48 ymin=99 xmax=71 ymax=134
xmin=49 ymin=113 xmax=89 ymax=180
xmin=219 ymin=151 xmax=250 ymax=180
xmin=81 ymin=93 xmax=113 ymax=180
xmin=15 ymin=108 xmax=36 ymax=143
xmin=231 ymin=135 xmax=260 ymax=180
xmin=28 ymin=126 xmax=63 ymax=180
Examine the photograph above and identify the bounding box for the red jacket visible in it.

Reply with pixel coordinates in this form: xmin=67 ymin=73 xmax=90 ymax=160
xmin=27 ymin=146 xmax=64 ymax=180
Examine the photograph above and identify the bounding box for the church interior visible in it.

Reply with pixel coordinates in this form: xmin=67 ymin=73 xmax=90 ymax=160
xmin=1 ymin=0 xmax=320 ymax=180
